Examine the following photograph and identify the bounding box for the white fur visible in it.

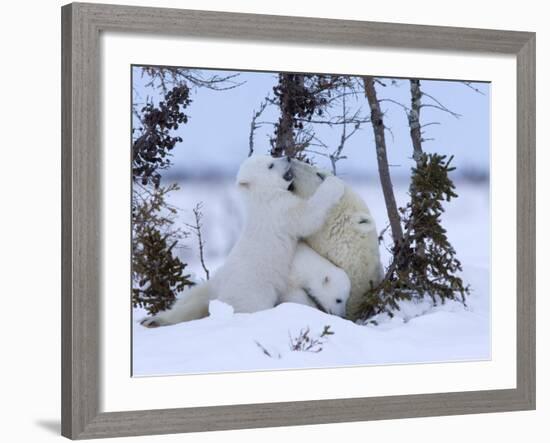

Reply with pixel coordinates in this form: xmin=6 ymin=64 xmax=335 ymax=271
xmin=281 ymin=243 xmax=350 ymax=317
xmin=141 ymin=155 xmax=344 ymax=327
xmin=290 ymin=160 xmax=383 ymax=320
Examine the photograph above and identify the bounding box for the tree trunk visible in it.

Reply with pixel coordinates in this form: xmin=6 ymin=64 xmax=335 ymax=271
xmin=271 ymin=74 xmax=304 ymax=158
xmin=408 ymin=79 xmax=424 ymax=165
xmin=363 ymin=76 xmax=403 ymax=246
xmin=408 ymin=79 xmax=426 ymax=259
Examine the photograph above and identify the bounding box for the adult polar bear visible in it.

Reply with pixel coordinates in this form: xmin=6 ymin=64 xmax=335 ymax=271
xmin=141 ymin=155 xmax=345 ymax=327
xmin=290 ymin=160 xmax=383 ymax=320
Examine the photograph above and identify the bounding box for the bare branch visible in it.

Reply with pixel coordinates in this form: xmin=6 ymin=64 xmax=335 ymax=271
xmin=323 ymin=90 xmax=363 ymax=107
xmin=303 ymin=148 xmax=331 ymax=158
xmin=329 ymin=88 xmax=349 ymax=174
xmin=184 ymin=202 xmax=210 ymax=280
xmin=378 ymin=98 xmax=410 ymax=112
xmin=420 ymin=104 xmax=461 ymax=118
xmin=420 ymin=91 xmax=462 ymax=118
xmin=294 ymin=130 xmax=316 ymax=152
xmin=378 ymin=224 xmax=391 ymax=244
xmin=289 ymin=325 xmax=334 ymax=353
xmin=248 ymin=99 xmax=270 ymax=157
xmin=421 ymin=121 xmax=441 ymax=128
xmin=308 ymin=134 xmax=331 ymax=150
xmin=141 ymin=67 xmax=246 ymax=94
xmin=318 ymin=86 xmax=368 ymax=174
xmin=462 ymin=81 xmax=486 ymax=95
xmin=384 ymin=124 xmax=396 ymax=143
xmin=294 ymin=114 xmax=370 ymax=126
xmin=254 ymin=341 xmax=280 ymax=359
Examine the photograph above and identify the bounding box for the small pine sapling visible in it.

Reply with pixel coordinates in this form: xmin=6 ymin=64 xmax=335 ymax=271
xmin=132 ymin=185 xmax=194 ymax=315
xmin=361 ymin=153 xmax=470 ymax=319
xmin=132 ymin=225 xmax=193 ymax=315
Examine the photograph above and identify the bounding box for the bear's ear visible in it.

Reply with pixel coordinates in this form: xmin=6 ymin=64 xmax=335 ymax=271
xmin=238 ymin=180 xmax=250 ymax=189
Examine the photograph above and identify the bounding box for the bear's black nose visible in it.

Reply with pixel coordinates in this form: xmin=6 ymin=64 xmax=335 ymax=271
xmin=283 ymin=168 xmax=294 ymax=182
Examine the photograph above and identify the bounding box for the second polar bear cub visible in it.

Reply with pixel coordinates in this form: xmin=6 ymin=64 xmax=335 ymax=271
xmin=282 ymin=243 xmax=351 ymax=317
xmin=141 ymin=155 xmax=344 ymax=327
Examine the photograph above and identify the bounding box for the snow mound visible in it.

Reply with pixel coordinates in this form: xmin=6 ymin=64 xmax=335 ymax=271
xmin=208 ymin=299 xmax=235 ymax=319
xmin=132 ymin=265 xmax=489 ymax=377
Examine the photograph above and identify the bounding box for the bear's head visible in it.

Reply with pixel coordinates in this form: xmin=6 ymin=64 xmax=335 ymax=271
xmin=289 ymin=159 xmax=331 ymax=199
xmin=304 ymin=267 xmax=350 ymax=317
xmin=236 ymin=155 xmax=295 ymax=194
xmin=292 ymin=244 xmax=351 ymax=317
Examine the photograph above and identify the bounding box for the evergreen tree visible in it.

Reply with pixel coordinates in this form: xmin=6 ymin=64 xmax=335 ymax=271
xmin=132 ymin=184 xmax=193 ymax=315
xmin=131 ymin=85 xmax=193 ymax=315
xmin=361 ymin=153 xmax=470 ymax=319
xmin=132 ymin=85 xmax=191 ymax=188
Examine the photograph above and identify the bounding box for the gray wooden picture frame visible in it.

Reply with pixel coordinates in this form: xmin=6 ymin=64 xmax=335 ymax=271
xmin=61 ymin=2 xmax=536 ymax=439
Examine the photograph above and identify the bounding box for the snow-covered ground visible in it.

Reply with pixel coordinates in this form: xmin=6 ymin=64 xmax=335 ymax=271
xmin=132 ymin=178 xmax=490 ymax=376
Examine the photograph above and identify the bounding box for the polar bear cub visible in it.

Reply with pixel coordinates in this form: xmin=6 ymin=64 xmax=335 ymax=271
xmin=141 ymin=155 xmax=345 ymax=327
xmin=290 ymin=160 xmax=383 ymax=321
xmin=281 ymin=242 xmax=351 ymax=317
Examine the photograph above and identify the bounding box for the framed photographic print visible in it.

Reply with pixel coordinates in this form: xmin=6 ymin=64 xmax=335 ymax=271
xmin=61 ymin=2 xmax=536 ymax=439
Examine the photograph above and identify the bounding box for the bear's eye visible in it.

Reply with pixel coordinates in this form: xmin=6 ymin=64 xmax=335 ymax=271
xmin=323 ymin=276 xmax=330 ymax=285
xmin=268 ymin=163 xmax=274 ymax=169
xmin=336 ymin=298 xmax=342 ymax=304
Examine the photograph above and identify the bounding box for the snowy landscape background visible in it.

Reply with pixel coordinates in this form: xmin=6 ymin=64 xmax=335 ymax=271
xmin=132 ymin=67 xmax=491 ymax=377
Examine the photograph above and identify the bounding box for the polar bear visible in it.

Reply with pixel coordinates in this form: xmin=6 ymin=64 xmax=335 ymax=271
xmin=290 ymin=160 xmax=383 ymax=321
xmin=281 ymin=242 xmax=350 ymax=317
xmin=141 ymin=155 xmax=345 ymax=327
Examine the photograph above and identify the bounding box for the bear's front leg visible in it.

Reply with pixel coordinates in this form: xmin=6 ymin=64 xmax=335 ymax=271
xmin=291 ymin=175 xmax=344 ymax=238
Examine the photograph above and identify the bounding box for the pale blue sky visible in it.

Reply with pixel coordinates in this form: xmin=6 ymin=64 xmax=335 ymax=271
xmin=132 ymin=67 xmax=490 ymax=181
